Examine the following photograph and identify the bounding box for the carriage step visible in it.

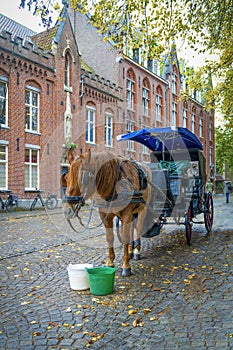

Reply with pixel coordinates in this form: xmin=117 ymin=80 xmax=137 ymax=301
xmin=192 ymin=220 xmax=205 ymax=224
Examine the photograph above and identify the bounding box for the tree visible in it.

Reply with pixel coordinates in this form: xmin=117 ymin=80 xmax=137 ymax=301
xmin=215 ymin=124 xmax=233 ymax=181
xmin=19 ymin=0 xmax=233 ymax=120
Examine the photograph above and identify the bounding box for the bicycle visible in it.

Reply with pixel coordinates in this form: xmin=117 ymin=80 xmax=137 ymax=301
xmin=30 ymin=189 xmax=58 ymax=211
xmin=0 ymin=190 xmax=18 ymax=212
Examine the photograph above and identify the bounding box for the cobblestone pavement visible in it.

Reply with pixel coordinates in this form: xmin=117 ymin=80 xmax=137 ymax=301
xmin=0 ymin=195 xmax=232 ymax=350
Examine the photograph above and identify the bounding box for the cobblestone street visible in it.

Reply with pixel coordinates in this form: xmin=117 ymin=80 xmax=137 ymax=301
xmin=0 ymin=195 xmax=233 ymax=350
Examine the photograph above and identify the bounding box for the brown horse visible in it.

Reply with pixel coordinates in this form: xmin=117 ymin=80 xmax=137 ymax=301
xmin=62 ymin=149 xmax=153 ymax=276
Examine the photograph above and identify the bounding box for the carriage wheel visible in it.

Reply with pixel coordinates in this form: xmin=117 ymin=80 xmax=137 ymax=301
xmin=185 ymin=206 xmax=192 ymax=246
xmin=204 ymin=192 xmax=214 ymax=232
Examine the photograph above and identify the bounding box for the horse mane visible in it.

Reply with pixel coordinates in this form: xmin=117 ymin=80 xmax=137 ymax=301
xmin=86 ymin=151 xmax=141 ymax=200
xmin=67 ymin=157 xmax=82 ymax=196
xmin=88 ymin=151 xmax=122 ymax=199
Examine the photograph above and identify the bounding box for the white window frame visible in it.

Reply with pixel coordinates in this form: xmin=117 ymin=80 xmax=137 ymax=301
xmin=25 ymin=86 xmax=40 ymax=133
xmin=86 ymin=106 xmax=96 ymax=144
xmin=199 ymin=118 xmax=203 ymax=138
xmin=172 ymin=73 xmax=177 ymax=95
xmin=142 ymin=87 xmax=149 ymax=117
xmin=183 ymin=109 xmax=187 ymax=128
xmin=25 ymin=145 xmax=40 ymax=190
xmin=209 ymin=146 xmax=213 ymax=166
xmin=209 ymin=122 xmax=213 ymax=141
xmin=127 ymin=79 xmax=135 ymax=111
xmin=191 ymin=112 xmax=195 ymax=133
xmin=0 ymin=141 xmax=8 ymax=190
xmin=127 ymin=121 xmax=134 ymax=151
xmin=153 ymin=60 xmax=160 ymax=75
xmin=172 ymin=102 xmax=177 ymax=126
xmin=0 ymin=77 xmax=8 ymax=128
xmin=156 ymin=93 xmax=162 ymax=121
xmin=105 ymin=112 xmax=113 ymax=147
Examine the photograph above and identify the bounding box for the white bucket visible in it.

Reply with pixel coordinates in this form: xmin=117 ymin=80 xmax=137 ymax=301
xmin=67 ymin=263 xmax=93 ymax=290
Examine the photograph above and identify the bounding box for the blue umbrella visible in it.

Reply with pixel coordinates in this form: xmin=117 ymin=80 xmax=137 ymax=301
xmin=117 ymin=127 xmax=203 ymax=152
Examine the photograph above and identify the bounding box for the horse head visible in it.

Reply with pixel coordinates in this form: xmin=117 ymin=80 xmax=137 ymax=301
xmin=62 ymin=150 xmax=95 ymax=218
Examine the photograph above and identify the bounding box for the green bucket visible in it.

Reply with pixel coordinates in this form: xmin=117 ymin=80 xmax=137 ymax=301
xmin=86 ymin=267 xmax=116 ymax=295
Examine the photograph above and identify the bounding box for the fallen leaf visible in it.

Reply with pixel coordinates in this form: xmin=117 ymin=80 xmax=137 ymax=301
xmin=150 ymin=316 xmax=157 ymax=321
xmin=128 ymin=309 xmax=137 ymax=315
xmin=143 ymin=308 xmax=151 ymax=314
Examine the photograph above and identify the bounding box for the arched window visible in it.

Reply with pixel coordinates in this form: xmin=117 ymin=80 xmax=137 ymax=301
xmin=142 ymin=78 xmax=150 ymax=117
xmin=172 ymin=65 xmax=178 ymax=95
xmin=156 ymin=85 xmax=163 ymax=122
xmin=191 ymin=107 xmax=196 ymax=133
xmin=183 ymin=101 xmax=188 ymax=128
xmin=65 ymin=52 xmax=71 ymax=87
xmin=126 ymin=69 xmax=136 ymax=111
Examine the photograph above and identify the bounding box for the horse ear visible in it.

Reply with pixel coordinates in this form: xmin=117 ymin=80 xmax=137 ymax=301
xmin=61 ymin=173 xmax=67 ymax=187
xmin=67 ymin=149 xmax=75 ymax=164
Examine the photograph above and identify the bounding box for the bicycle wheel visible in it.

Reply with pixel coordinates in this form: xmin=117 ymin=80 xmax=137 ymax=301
xmin=45 ymin=197 xmax=58 ymax=210
xmin=5 ymin=197 xmax=18 ymax=212
xmin=30 ymin=198 xmax=38 ymax=211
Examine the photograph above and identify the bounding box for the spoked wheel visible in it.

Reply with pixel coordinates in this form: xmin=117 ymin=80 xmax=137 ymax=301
xmin=5 ymin=199 xmax=18 ymax=212
xmin=45 ymin=197 xmax=58 ymax=210
xmin=204 ymin=192 xmax=214 ymax=232
xmin=185 ymin=206 xmax=192 ymax=246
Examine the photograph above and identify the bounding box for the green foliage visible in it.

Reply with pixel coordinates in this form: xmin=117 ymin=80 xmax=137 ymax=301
xmin=19 ymin=0 xmax=233 ymax=121
xmin=215 ymin=124 xmax=233 ymax=180
xmin=65 ymin=143 xmax=77 ymax=150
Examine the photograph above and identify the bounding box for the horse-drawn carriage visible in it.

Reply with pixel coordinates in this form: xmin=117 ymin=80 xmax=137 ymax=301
xmin=62 ymin=127 xmax=213 ymax=276
xmin=117 ymin=127 xmax=214 ymax=246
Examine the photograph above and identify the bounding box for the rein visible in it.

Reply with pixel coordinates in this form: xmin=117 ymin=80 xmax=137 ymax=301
xmin=65 ymin=157 xmax=151 ymax=232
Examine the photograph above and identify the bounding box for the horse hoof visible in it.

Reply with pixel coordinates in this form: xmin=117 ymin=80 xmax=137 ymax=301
xmin=122 ymin=267 xmax=132 ymax=277
xmin=133 ymin=253 xmax=141 ymax=260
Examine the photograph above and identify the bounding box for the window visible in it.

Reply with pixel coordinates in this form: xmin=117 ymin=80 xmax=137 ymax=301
xmin=127 ymin=79 xmax=135 ymax=110
xmin=172 ymin=73 xmax=177 ymax=94
xmin=25 ymin=147 xmax=39 ymax=190
xmin=156 ymin=89 xmax=162 ymax=122
xmin=0 ymin=78 xmax=8 ymax=127
xmin=86 ymin=106 xmax=95 ymax=144
xmin=172 ymin=102 xmax=177 ymax=126
xmin=142 ymin=87 xmax=149 ymax=116
xmin=199 ymin=118 xmax=203 ymax=138
xmin=127 ymin=121 xmax=134 ymax=151
xmin=183 ymin=109 xmax=187 ymax=128
xmin=191 ymin=111 xmax=195 ymax=133
xmin=65 ymin=52 xmax=71 ymax=87
xmin=0 ymin=144 xmax=8 ymax=189
xmin=153 ymin=60 xmax=160 ymax=75
xmin=25 ymin=87 xmax=40 ymax=133
xmin=209 ymin=122 xmax=213 ymax=141
xmin=105 ymin=112 xmax=113 ymax=147
xmin=209 ymin=146 xmax=213 ymax=166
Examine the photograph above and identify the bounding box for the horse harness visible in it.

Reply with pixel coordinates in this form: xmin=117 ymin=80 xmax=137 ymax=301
xmin=104 ymin=159 xmax=147 ymax=205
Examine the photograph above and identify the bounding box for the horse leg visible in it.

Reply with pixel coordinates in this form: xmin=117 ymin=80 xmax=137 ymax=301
xmin=100 ymin=212 xmax=115 ymax=267
xmin=133 ymin=238 xmax=141 ymax=260
xmin=128 ymin=221 xmax=134 ymax=259
xmin=131 ymin=214 xmax=141 ymax=260
xmin=121 ymin=217 xmax=133 ymax=277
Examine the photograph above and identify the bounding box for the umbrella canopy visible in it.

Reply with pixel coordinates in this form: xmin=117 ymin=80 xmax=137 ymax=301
xmin=117 ymin=127 xmax=203 ymax=151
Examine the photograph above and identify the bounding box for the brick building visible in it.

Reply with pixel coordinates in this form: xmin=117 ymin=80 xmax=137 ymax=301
xmin=0 ymin=4 xmax=215 ymax=205
xmin=69 ymin=7 xmax=215 ymax=175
